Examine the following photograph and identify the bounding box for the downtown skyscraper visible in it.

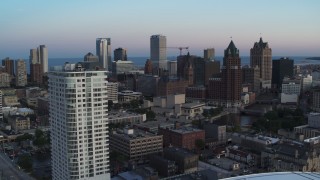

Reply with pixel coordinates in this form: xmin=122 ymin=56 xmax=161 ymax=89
xmin=150 ymin=34 xmax=167 ymax=70
xmin=96 ymin=38 xmax=111 ymax=71
xmin=250 ymin=37 xmax=272 ymax=90
xmin=49 ymin=63 xmax=110 ymax=180
xmin=208 ymin=41 xmax=242 ymax=107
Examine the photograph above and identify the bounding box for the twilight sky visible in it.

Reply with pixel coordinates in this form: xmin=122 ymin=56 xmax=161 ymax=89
xmin=0 ymin=0 xmax=319 ymax=58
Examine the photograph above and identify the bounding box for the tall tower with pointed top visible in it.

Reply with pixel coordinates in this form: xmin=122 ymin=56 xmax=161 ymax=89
xmin=222 ymin=40 xmax=242 ymax=106
xmin=208 ymin=41 xmax=242 ymax=107
xmin=250 ymin=37 xmax=272 ymax=90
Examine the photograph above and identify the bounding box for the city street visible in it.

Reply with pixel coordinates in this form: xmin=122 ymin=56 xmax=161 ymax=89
xmin=0 ymin=152 xmax=34 ymax=180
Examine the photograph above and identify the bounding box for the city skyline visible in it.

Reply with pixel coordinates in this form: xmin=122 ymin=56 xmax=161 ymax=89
xmin=0 ymin=0 xmax=319 ymax=58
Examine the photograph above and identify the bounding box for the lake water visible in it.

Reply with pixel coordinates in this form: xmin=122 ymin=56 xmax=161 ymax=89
xmin=23 ymin=56 xmax=320 ymax=73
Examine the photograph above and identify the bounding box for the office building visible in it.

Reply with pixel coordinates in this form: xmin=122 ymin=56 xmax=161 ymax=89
xmin=250 ymin=37 xmax=272 ymax=89
xmin=205 ymin=60 xmax=220 ymax=86
xmin=136 ymin=75 xmax=160 ymax=96
xmin=110 ymin=128 xmax=163 ymax=160
xmin=208 ymin=41 xmax=242 ymax=107
xmin=96 ymin=38 xmax=111 ymax=71
xmin=84 ymin=52 xmax=99 ymax=62
xmin=157 ymin=78 xmax=189 ymax=96
xmin=2 ymin=57 xmax=14 ymax=77
xmin=112 ymin=60 xmax=134 ymax=77
xmin=204 ymin=48 xmax=215 ymax=60
xmin=242 ymin=65 xmax=260 ymax=92
xmin=49 ymin=63 xmax=110 ymax=180
xmin=167 ymin=60 xmax=177 ymax=76
xmin=15 ymin=59 xmax=27 ymax=87
xmin=150 ymin=34 xmax=167 ymax=70
xmin=272 ymin=57 xmax=294 ymax=89
xmin=193 ymin=57 xmax=206 ymax=86
xmin=114 ymin=47 xmax=127 ymax=61
xmin=281 ymin=78 xmax=301 ymax=95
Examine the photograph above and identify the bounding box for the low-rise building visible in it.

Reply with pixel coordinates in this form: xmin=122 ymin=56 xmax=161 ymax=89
xmin=9 ymin=115 xmax=30 ymax=131
xmin=159 ymin=124 xmax=205 ymax=151
xmin=2 ymin=95 xmax=19 ymax=107
xmin=149 ymin=155 xmax=177 ymax=177
xmin=133 ymin=121 xmax=175 ymax=134
xmin=163 ymin=147 xmax=198 ymax=174
xmin=308 ymin=112 xmax=320 ymax=128
xmin=110 ymin=128 xmax=163 ymax=160
xmin=107 ymin=82 xmax=118 ymax=103
xmin=261 ymin=138 xmax=320 ymax=172
xmin=180 ymin=102 xmax=205 ymax=118
xmin=204 ymin=123 xmax=226 ymax=147
xmin=293 ymin=113 xmax=320 ymax=139
xmin=118 ymin=90 xmax=142 ymax=104
xmin=108 ymin=112 xmax=146 ymax=124
xmin=226 ymin=146 xmax=253 ymax=164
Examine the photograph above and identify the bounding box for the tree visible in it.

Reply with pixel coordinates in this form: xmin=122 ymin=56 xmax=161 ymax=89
xmin=195 ymin=139 xmax=205 ymax=150
xmin=16 ymin=133 xmax=33 ymax=142
xmin=17 ymin=154 xmax=33 ymax=172
xmin=146 ymin=110 xmax=156 ymax=120
xmin=35 ymin=129 xmax=44 ymax=138
xmin=108 ymin=100 xmax=114 ymax=111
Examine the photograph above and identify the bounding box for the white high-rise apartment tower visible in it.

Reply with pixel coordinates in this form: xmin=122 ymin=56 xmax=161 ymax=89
xmin=150 ymin=35 xmax=167 ymax=70
xmin=49 ymin=63 xmax=110 ymax=180
xmin=15 ymin=59 xmax=27 ymax=87
xmin=96 ymin=38 xmax=111 ymax=71
xmin=39 ymin=45 xmax=48 ymax=73
xmin=29 ymin=45 xmax=48 ymax=72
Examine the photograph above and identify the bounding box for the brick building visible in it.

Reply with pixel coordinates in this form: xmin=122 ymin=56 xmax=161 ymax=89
xmin=158 ymin=124 xmax=205 ymax=151
xmin=207 ymin=41 xmax=242 ymax=107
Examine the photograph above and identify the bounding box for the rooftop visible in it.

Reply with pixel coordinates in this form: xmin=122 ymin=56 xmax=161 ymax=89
xmin=170 ymin=126 xmax=204 ymax=134
xmin=112 ymin=128 xmax=161 ymax=140
xmin=181 ymin=102 xmax=205 ymax=109
xmin=223 ymin=172 xmax=320 ymax=180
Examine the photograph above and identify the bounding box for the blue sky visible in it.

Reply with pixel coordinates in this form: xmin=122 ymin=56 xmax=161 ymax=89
xmin=0 ymin=0 xmax=319 ymax=58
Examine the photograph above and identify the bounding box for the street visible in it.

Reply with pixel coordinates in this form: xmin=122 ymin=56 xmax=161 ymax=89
xmin=0 ymin=152 xmax=34 ymax=180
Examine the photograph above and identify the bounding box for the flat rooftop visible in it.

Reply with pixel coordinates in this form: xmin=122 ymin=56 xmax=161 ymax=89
xmin=223 ymin=172 xmax=320 ymax=180
xmin=170 ymin=126 xmax=204 ymax=134
xmin=112 ymin=128 xmax=160 ymax=140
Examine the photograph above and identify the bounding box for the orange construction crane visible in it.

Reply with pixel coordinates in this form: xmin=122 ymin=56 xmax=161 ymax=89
xmin=167 ymin=46 xmax=189 ymax=56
